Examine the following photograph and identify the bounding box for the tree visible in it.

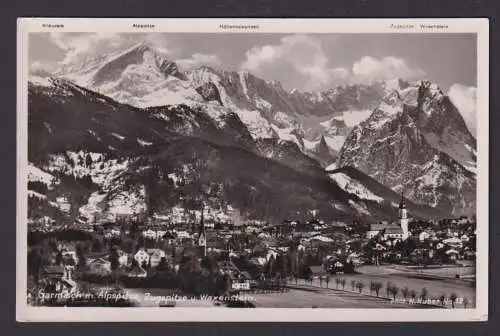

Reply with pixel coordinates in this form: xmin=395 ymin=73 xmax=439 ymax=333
xmin=55 ymin=250 xmax=63 ymax=266
xmin=340 ymin=278 xmax=346 ymax=290
xmin=439 ymin=294 xmax=446 ymax=307
xmin=110 ymin=246 xmax=120 ymax=284
xmin=373 ymin=282 xmax=383 ymax=297
xmin=386 ymin=282 xmax=393 ymax=298
xmin=390 ymin=285 xmax=399 ymax=300
xmin=266 ymin=255 xmax=276 ymax=278
xmin=421 ymin=287 xmax=428 ymax=301
xmin=201 ymin=255 xmax=216 ymax=274
xmin=356 ymin=281 xmax=365 ymax=294
xmin=450 ymin=293 xmax=458 ymax=308
xmin=27 ymin=247 xmax=43 ymax=283
xmin=76 ymin=243 xmax=87 ymax=271
xmin=402 ymin=287 xmax=409 ymax=300
xmin=156 ymin=257 xmax=169 ymax=272
xmin=410 ymin=289 xmax=417 ymax=300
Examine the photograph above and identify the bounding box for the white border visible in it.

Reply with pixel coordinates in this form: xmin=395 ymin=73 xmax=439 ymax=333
xmin=16 ymin=18 xmax=489 ymax=322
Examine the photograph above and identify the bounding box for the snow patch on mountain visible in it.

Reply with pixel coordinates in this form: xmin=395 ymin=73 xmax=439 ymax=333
xmin=107 ymin=185 xmax=147 ymax=216
xmin=323 ymin=135 xmax=346 ymax=152
xmin=44 ymin=151 xmax=130 ymax=190
xmin=271 ymin=125 xmax=301 ymax=147
xmin=335 ymin=110 xmax=373 ymax=127
xmin=329 ymin=172 xmax=384 ymax=202
xmin=235 ymin=109 xmax=274 ymax=139
xmin=28 ymin=163 xmax=58 ymax=189
xmin=303 ymin=139 xmax=320 ymax=151
xmin=28 ymin=190 xmax=47 ymax=200
xmin=137 ymin=138 xmax=153 ymax=146
xmin=111 ymin=132 xmax=125 ymax=140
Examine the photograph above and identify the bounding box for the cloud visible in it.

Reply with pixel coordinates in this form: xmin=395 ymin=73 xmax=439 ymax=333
xmin=48 ymin=32 xmax=126 ymax=64
xmin=239 ymin=35 xmax=424 ymax=92
xmin=240 ymin=34 xmax=349 ymax=92
xmin=28 ymin=61 xmax=57 ymax=75
xmin=351 ymin=56 xmax=426 ymax=83
xmin=46 ymin=33 xmax=175 ymax=66
xmin=177 ymin=53 xmax=222 ymax=70
xmin=448 ymin=84 xmax=477 ymax=138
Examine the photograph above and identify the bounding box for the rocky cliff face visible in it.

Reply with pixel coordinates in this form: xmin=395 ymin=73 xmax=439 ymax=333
xmin=337 ymin=80 xmax=476 ymax=216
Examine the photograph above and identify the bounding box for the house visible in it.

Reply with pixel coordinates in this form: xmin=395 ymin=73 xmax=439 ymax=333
xmin=127 ymin=265 xmax=147 ymax=278
xmin=419 ymin=231 xmax=431 ymax=242
xmin=43 ymin=265 xmax=65 ymax=279
xmin=88 ymin=258 xmax=112 ymax=275
xmin=134 ymin=249 xmax=150 ymax=266
xmin=266 ymin=249 xmax=279 ymax=261
xmin=347 ymin=252 xmax=363 ymax=266
xmin=117 ymin=249 xmax=129 ymax=267
xmin=175 ymin=230 xmax=191 ymax=239
xmin=445 ymin=249 xmax=460 ymax=261
xmin=147 ymin=248 xmax=166 ymax=267
xmin=142 ymin=229 xmax=157 ymax=240
xmin=333 ymin=261 xmax=345 ymax=273
xmin=62 ymin=258 xmax=76 ymax=280
xmin=443 ymin=237 xmax=463 ymax=248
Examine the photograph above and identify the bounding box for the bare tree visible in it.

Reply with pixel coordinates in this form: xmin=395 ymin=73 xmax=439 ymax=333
xmin=420 ymin=287 xmax=428 ymax=301
xmin=373 ymin=282 xmax=383 ymax=297
xmin=439 ymin=294 xmax=446 ymax=307
xmin=356 ymin=281 xmax=365 ymax=294
xmin=390 ymin=285 xmax=400 ymax=300
xmin=450 ymin=293 xmax=458 ymax=308
xmin=386 ymin=282 xmax=392 ymax=298
xmin=402 ymin=287 xmax=409 ymax=300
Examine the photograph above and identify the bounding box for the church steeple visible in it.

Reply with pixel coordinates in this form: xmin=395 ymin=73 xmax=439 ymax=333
xmin=398 ymin=189 xmax=409 ymax=239
xmin=399 ymin=189 xmax=407 ymax=210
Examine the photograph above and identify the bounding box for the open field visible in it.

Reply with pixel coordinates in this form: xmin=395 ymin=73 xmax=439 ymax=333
xmin=252 ymin=286 xmax=427 ymax=308
xmin=300 ymin=270 xmax=475 ymax=308
xmin=357 ymin=264 xmax=476 ymax=278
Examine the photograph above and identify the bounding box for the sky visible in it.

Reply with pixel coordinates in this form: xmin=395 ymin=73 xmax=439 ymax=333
xmin=28 ymin=32 xmax=477 ymax=92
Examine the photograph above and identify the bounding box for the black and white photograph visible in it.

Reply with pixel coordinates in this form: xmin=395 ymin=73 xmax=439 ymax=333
xmin=16 ymin=18 xmax=489 ymax=322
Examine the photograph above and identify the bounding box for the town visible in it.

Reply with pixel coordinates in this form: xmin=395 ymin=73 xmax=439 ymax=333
xmin=27 ymin=196 xmax=476 ymax=309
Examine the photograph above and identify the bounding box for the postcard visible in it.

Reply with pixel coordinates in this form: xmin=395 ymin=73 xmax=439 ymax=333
xmin=16 ymin=18 xmax=489 ymax=322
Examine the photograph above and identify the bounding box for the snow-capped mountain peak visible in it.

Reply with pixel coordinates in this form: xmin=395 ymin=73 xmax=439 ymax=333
xmin=337 ymin=79 xmax=476 ymax=216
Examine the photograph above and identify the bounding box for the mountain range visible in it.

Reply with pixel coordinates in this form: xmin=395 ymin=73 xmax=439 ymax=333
xmin=26 ymin=42 xmax=477 ymax=225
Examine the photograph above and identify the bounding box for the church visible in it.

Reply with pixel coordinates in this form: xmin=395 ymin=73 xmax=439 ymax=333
xmin=366 ymin=193 xmax=410 ymax=241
